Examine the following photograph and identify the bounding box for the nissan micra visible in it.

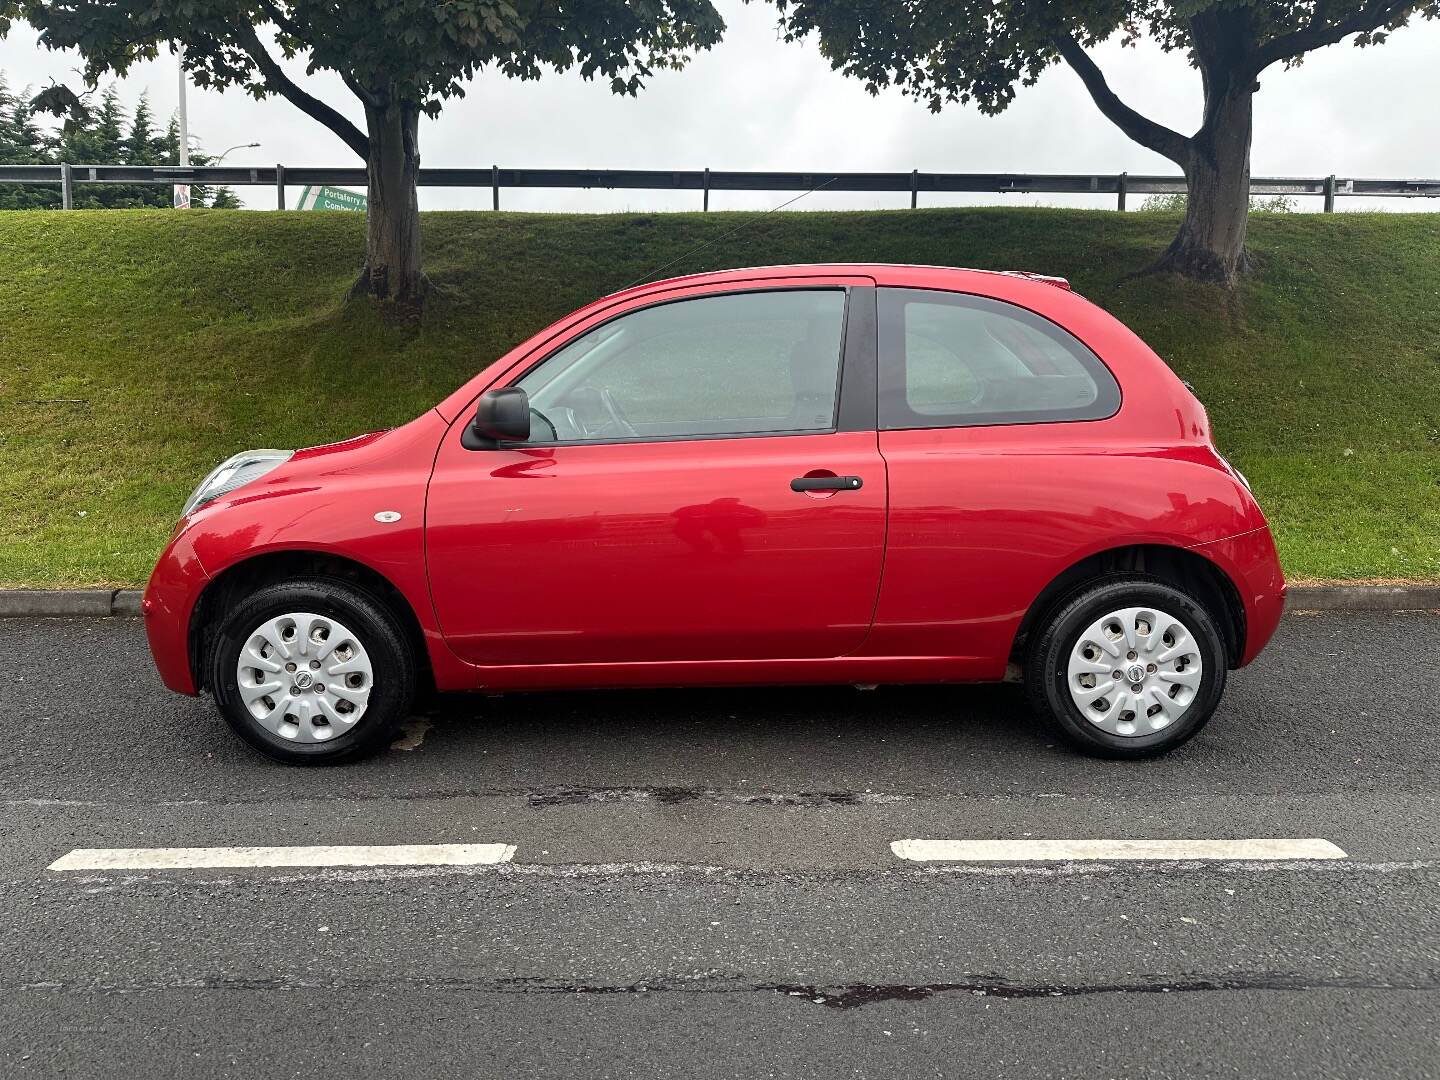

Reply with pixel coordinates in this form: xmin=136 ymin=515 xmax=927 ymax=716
xmin=144 ymin=264 xmax=1285 ymax=764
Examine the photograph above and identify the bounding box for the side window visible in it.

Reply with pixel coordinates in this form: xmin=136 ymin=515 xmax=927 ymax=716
xmin=515 ymin=289 xmax=848 ymax=443
xmin=878 ymin=288 xmax=1120 ymax=429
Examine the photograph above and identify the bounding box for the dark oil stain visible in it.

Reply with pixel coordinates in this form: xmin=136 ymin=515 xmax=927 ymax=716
xmin=524 ymin=786 xmax=865 ymax=807
xmin=481 ymin=973 xmax=1438 ymax=1009
xmin=37 ymin=974 xmax=1439 ymax=1002
xmin=759 ymin=973 xmax=1431 ymax=1008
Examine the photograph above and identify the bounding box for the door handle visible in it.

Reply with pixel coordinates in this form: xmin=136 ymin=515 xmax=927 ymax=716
xmin=791 ymin=475 xmax=863 ymax=492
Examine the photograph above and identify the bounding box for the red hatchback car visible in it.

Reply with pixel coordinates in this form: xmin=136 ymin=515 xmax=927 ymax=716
xmin=144 ymin=264 xmax=1285 ymax=764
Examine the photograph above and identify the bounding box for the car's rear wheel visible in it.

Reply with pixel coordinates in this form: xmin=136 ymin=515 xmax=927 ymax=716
xmin=208 ymin=577 xmax=416 ymax=764
xmin=1025 ymin=576 xmax=1228 ymax=758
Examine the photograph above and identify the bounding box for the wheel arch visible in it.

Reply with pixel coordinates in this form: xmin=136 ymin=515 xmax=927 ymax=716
xmin=188 ymin=550 xmax=434 ymax=694
xmin=1009 ymin=544 xmax=1247 ymax=673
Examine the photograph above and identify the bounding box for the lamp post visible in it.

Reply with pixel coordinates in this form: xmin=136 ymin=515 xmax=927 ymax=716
xmin=175 ymin=42 xmax=260 ymax=208
xmin=214 ymin=142 xmax=262 ymax=164
xmin=175 ymin=45 xmax=189 ymax=208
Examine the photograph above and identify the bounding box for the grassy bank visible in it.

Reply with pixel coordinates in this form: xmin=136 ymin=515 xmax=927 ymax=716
xmin=1 ymin=207 xmax=1437 ymax=587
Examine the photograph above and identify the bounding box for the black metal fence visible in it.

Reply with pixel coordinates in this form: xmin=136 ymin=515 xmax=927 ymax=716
xmin=3 ymin=163 xmax=1438 ymax=212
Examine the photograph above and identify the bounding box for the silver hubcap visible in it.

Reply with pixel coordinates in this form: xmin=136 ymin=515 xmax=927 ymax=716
xmin=235 ymin=612 xmax=373 ymax=743
xmin=1067 ymin=606 xmax=1204 ymax=737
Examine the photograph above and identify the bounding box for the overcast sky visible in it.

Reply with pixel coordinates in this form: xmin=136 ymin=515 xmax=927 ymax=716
xmin=1 ymin=2 xmax=1436 ymax=213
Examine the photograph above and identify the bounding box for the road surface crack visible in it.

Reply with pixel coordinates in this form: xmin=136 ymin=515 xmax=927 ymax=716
xmin=14 ymin=973 xmax=1440 ymax=1006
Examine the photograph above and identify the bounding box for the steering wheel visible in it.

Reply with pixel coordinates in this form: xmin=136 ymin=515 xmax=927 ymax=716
xmin=596 ymin=386 xmax=638 ymax=438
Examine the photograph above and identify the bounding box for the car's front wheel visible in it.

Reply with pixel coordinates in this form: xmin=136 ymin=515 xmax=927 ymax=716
xmin=208 ymin=578 xmax=417 ymax=764
xmin=1025 ymin=576 xmax=1228 ymax=758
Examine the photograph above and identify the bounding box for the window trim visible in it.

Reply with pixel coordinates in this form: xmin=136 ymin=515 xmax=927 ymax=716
xmin=483 ymin=285 xmax=874 ymax=449
xmin=877 ymin=286 xmax=1121 ymax=432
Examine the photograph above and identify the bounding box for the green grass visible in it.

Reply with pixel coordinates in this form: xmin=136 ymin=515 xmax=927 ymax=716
xmin=2 ymin=206 xmax=1437 ymax=587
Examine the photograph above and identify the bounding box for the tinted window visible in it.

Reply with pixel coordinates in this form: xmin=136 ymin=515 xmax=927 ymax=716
xmin=878 ymin=288 xmax=1119 ymax=429
xmin=515 ymin=290 xmax=847 ymax=443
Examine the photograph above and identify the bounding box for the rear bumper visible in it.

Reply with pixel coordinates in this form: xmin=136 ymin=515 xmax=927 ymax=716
xmin=1190 ymin=527 xmax=1286 ymax=667
xmin=141 ymin=525 xmax=210 ymax=696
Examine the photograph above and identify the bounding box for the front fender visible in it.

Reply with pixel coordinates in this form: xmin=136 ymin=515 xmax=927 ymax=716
xmin=142 ymin=410 xmax=479 ymax=694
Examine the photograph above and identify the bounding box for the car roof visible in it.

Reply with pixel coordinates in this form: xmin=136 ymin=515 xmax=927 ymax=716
xmin=601 ymin=264 xmax=1071 ymax=305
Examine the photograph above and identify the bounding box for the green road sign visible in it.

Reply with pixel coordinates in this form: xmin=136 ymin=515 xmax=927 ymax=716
xmin=296 ymin=185 xmax=367 ymax=211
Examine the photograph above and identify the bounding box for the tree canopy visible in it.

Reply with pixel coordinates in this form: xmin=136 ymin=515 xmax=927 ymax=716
xmin=766 ymin=1 xmax=1437 ymax=131
xmin=19 ymin=0 xmax=726 ymax=158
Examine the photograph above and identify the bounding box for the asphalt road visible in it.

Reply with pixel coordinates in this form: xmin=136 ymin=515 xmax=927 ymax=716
xmin=1 ymin=613 xmax=1437 ymax=1078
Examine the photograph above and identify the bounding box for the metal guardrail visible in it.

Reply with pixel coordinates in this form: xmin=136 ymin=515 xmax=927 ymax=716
xmin=3 ymin=163 xmax=1438 ymax=212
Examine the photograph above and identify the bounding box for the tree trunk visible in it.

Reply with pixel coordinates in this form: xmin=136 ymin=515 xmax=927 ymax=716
xmin=1153 ymin=83 xmax=1255 ymax=285
xmin=350 ymin=101 xmax=427 ymax=315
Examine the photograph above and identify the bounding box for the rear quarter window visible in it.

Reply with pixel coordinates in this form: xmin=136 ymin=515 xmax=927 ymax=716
xmin=878 ymin=288 xmax=1120 ymax=429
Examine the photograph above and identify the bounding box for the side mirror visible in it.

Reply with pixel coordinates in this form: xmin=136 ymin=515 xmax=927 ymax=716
xmin=463 ymin=387 xmax=531 ymax=449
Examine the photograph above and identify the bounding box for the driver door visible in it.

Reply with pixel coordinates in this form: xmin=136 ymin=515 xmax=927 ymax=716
xmin=425 ymin=281 xmax=887 ymax=668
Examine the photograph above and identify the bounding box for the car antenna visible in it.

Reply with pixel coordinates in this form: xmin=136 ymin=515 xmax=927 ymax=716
xmin=618 ymin=175 xmax=842 ymax=293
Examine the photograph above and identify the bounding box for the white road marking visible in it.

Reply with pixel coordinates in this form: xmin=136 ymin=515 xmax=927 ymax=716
xmin=890 ymin=838 xmax=1347 ymax=862
xmin=48 ymin=843 xmax=517 ymax=872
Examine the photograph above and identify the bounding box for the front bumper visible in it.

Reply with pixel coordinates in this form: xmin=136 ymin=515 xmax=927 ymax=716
xmin=141 ymin=524 xmax=211 ymax=695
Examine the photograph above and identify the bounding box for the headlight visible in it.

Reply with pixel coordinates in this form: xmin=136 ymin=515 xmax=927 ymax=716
xmin=182 ymin=449 xmax=293 ymax=517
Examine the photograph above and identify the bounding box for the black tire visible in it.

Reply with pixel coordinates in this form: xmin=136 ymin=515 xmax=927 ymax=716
xmin=1025 ymin=575 xmax=1228 ymax=759
xmin=208 ymin=577 xmax=417 ymax=765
